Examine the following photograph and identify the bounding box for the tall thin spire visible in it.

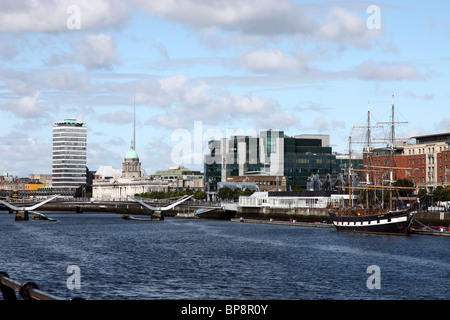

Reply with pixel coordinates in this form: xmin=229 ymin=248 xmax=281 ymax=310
xmin=133 ymin=84 xmax=136 ymax=150
xmin=391 ymin=94 xmax=395 ymax=150
xmin=367 ymin=102 xmax=371 ymax=152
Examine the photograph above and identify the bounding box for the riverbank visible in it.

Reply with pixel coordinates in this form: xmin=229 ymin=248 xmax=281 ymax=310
xmin=6 ymin=201 xmax=450 ymax=227
xmin=231 ymin=217 xmax=333 ymax=228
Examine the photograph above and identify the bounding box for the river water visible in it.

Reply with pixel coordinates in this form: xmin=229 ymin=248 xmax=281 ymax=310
xmin=0 ymin=211 xmax=449 ymax=301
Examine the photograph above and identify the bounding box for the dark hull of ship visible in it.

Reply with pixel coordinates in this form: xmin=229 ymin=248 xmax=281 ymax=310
xmin=197 ymin=210 xmax=236 ymax=220
xmin=328 ymin=210 xmax=415 ymax=236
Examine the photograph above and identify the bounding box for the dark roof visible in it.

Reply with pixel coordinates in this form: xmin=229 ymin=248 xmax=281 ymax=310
xmin=411 ymin=132 xmax=450 ymax=144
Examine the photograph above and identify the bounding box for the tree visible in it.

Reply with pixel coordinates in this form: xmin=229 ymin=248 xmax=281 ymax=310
xmin=432 ymin=186 xmax=450 ymax=202
xmin=218 ymin=187 xmax=234 ymax=200
xmin=193 ymin=190 xmax=206 ymax=200
xmin=393 ymin=179 xmax=415 ymax=197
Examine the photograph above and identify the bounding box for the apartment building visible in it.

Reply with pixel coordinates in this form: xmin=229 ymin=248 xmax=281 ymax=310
xmin=369 ymin=129 xmax=450 ymax=192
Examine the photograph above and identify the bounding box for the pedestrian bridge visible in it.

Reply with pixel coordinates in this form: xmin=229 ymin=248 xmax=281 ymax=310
xmin=0 ymin=195 xmax=60 ymax=221
xmin=0 ymin=195 xmax=224 ymax=221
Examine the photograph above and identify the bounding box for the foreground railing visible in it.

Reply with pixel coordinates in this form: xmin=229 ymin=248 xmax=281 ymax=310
xmin=0 ymin=272 xmax=82 ymax=300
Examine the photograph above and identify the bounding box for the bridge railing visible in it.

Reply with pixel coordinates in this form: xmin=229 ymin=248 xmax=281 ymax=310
xmin=0 ymin=271 xmax=81 ymax=300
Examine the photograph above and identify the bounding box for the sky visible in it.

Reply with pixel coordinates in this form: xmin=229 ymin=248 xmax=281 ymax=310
xmin=1 ymin=0 xmax=449 ymax=178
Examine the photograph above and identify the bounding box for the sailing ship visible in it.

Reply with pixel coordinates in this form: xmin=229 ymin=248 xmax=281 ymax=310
xmin=328 ymin=96 xmax=417 ymax=235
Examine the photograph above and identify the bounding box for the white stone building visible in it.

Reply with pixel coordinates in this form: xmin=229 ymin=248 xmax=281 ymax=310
xmin=92 ymin=142 xmax=171 ymax=200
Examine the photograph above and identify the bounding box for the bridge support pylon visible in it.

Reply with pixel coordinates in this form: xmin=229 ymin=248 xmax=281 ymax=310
xmin=152 ymin=210 xmax=164 ymax=221
xmin=15 ymin=211 xmax=29 ymax=221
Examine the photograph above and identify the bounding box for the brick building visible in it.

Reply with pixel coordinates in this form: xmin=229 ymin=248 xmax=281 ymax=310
xmin=367 ymin=130 xmax=450 ymax=193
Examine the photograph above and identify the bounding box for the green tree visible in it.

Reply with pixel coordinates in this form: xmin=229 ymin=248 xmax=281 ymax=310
xmin=193 ymin=190 xmax=206 ymax=200
xmin=218 ymin=187 xmax=234 ymax=200
xmin=432 ymin=186 xmax=450 ymax=202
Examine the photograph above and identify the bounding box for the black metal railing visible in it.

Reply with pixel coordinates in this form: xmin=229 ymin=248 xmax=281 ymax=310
xmin=0 ymin=271 xmax=82 ymax=300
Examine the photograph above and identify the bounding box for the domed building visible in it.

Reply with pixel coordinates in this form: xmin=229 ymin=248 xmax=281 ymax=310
xmin=92 ymin=139 xmax=171 ymax=200
xmin=122 ymin=141 xmax=141 ymax=179
xmin=92 ymin=98 xmax=171 ymax=200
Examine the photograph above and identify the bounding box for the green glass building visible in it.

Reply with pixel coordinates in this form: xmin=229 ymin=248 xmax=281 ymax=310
xmin=204 ymin=130 xmax=362 ymax=192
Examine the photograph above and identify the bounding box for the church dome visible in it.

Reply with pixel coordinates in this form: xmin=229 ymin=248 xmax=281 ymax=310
xmin=125 ymin=148 xmax=139 ymax=159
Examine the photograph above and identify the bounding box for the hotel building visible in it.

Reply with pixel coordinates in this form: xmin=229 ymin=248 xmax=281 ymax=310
xmin=52 ymin=119 xmax=87 ymax=191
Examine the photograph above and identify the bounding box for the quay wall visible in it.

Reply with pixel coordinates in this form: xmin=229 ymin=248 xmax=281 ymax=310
xmin=414 ymin=210 xmax=450 ymax=225
xmin=238 ymin=206 xmax=330 ymax=223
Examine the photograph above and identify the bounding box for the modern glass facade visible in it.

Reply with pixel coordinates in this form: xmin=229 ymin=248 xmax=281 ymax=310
xmin=204 ymin=130 xmax=363 ymax=191
xmin=52 ymin=119 xmax=87 ymax=190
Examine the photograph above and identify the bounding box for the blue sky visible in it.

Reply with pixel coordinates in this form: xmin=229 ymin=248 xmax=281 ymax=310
xmin=1 ymin=1 xmax=449 ymax=178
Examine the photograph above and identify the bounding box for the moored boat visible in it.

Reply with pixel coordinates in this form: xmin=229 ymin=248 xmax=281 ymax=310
xmin=329 ymin=96 xmax=418 ymax=236
xmin=328 ymin=207 xmax=415 ymax=235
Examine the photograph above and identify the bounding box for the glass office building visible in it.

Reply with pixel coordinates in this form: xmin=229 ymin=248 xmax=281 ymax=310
xmin=204 ymin=130 xmax=363 ymax=191
xmin=52 ymin=119 xmax=87 ymax=190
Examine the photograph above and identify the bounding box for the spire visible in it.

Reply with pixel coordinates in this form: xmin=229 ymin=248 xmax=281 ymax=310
xmin=133 ymin=84 xmax=136 ymax=150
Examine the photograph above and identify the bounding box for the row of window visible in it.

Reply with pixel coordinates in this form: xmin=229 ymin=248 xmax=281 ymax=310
xmin=53 ymin=156 xmax=86 ymax=160
xmin=407 ymin=146 xmax=448 ymax=155
xmin=53 ymin=140 xmax=86 ymax=144
xmin=53 ymin=147 xmax=86 ymax=150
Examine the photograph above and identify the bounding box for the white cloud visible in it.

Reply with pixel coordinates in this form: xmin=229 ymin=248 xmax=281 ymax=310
xmin=0 ymin=0 xmax=130 ymax=33
xmin=318 ymin=7 xmax=381 ymax=49
xmin=6 ymin=80 xmax=35 ymax=95
xmin=305 ymin=117 xmax=346 ymax=133
xmin=4 ymin=91 xmax=47 ymax=118
xmin=88 ymin=141 xmax=124 ymax=171
xmin=98 ymin=109 xmax=133 ymax=124
xmin=406 ymin=91 xmax=434 ymax=100
xmin=253 ymin=111 xmax=299 ymax=130
xmin=138 ymin=74 xmax=298 ymax=130
xmin=135 ymin=0 xmax=384 ymax=51
xmin=136 ymin=75 xmax=210 ymax=108
xmin=76 ymin=33 xmax=119 ymax=70
xmin=356 ymin=60 xmax=420 ymax=81
xmin=237 ymin=49 xmax=307 ymax=73
xmin=0 ymin=130 xmax=51 ymax=176
xmin=43 ymin=68 xmax=82 ymax=90
xmin=135 ymin=0 xmax=316 ymax=36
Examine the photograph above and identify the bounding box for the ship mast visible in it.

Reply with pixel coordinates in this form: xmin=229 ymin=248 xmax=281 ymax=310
xmin=348 ymin=135 xmax=352 ymax=207
xmin=366 ymin=103 xmax=372 ymax=208
xmin=341 ymin=96 xmax=416 ymax=210
xmin=389 ymin=95 xmax=395 ymax=210
xmin=375 ymin=94 xmax=408 ymax=210
xmin=353 ymin=103 xmax=383 ymax=208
